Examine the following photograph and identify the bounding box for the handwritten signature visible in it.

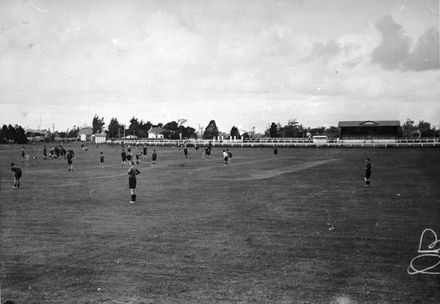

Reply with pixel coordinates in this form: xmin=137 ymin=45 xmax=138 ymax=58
xmin=407 ymin=228 xmax=440 ymax=275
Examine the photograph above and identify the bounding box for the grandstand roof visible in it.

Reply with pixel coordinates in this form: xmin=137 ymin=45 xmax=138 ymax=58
xmin=338 ymin=120 xmax=400 ymax=127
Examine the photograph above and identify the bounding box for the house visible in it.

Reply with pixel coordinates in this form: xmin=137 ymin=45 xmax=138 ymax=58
xmin=338 ymin=121 xmax=400 ymax=138
xmin=79 ymin=127 xmax=93 ymax=142
xmin=148 ymin=127 xmax=164 ymax=139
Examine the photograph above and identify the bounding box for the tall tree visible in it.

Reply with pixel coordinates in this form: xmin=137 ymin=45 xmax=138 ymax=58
xmin=402 ymin=119 xmax=415 ymax=137
xmin=7 ymin=125 xmax=16 ymax=141
xmin=15 ymin=125 xmax=27 ymax=144
xmin=163 ymin=121 xmax=180 ymax=139
xmin=268 ymin=122 xmax=279 ymax=138
xmin=108 ymin=117 xmax=122 ymax=138
xmin=0 ymin=125 xmax=10 ymax=142
xmin=203 ymin=120 xmax=219 ymax=139
xmin=92 ymin=114 xmax=105 ymax=134
xmin=230 ymin=126 xmax=241 ymax=139
xmin=181 ymin=126 xmax=197 ymax=139
xmin=128 ymin=117 xmax=152 ymax=137
xmin=280 ymin=119 xmax=299 ymax=137
xmin=67 ymin=125 xmax=80 ymax=138
xmin=417 ymin=121 xmax=435 ymax=137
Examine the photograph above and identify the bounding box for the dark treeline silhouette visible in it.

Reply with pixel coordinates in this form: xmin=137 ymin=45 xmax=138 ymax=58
xmin=0 ymin=124 xmax=28 ymax=144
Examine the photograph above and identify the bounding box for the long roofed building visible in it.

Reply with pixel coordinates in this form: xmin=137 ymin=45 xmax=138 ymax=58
xmin=338 ymin=120 xmax=400 ymax=138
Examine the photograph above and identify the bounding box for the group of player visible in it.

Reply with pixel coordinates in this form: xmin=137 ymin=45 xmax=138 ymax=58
xmin=10 ymin=143 xmax=373 ymax=205
xmin=120 ymin=144 xmax=157 ymax=167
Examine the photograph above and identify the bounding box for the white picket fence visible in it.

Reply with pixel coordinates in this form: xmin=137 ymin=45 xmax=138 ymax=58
xmin=106 ymin=137 xmax=439 ymax=148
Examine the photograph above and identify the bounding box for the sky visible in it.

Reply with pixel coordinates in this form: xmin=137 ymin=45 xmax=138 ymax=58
xmin=1 ymin=0 xmax=439 ymax=133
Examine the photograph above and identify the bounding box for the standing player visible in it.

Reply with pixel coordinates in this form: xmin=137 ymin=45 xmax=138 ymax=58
xmin=43 ymin=145 xmax=47 ymax=160
xmin=364 ymin=158 xmax=372 ymax=187
xmin=222 ymin=150 xmax=229 ymax=166
xmin=273 ymin=145 xmax=278 ymax=160
xmin=151 ymin=149 xmax=157 ymax=166
xmin=183 ymin=146 xmax=188 ymax=158
xmin=121 ymin=149 xmax=127 ymax=166
xmin=21 ymin=146 xmax=26 ymax=164
xmin=142 ymin=144 xmax=147 ymax=160
xmin=11 ymin=163 xmax=22 ymax=189
xmin=99 ymin=151 xmax=105 ymax=168
xmin=67 ymin=146 xmax=75 ymax=172
xmin=126 ymin=151 xmax=132 ymax=164
xmin=128 ymin=161 xmax=141 ymax=203
xmin=227 ymin=149 xmax=232 ymax=164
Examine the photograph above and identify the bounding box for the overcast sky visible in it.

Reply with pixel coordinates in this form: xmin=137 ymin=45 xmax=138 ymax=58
xmin=1 ymin=0 xmax=439 ymax=133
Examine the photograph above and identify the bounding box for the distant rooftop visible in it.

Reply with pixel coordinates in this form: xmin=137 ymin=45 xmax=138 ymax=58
xmin=148 ymin=127 xmax=165 ymax=134
xmin=338 ymin=120 xmax=400 ymax=127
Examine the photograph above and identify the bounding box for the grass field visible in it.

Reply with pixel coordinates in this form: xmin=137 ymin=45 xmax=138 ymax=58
xmin=1 ymin=143 xmax=439 ymax=304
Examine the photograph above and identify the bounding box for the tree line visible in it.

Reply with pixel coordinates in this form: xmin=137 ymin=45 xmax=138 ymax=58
xmin=97 ymin=115 xmax=225 ymax=140
xmin=0 ymin=124 xmax=28 ymax=144
xmin=4 ymin=117 xmax=438 ymax=144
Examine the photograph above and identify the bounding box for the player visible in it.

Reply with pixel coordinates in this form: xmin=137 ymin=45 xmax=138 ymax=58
xmin=121 ymin=149 xmax=127 ymax=166
xmin=126 ymin=150 xmax=132 ymax=163
xmin=21 ymin=146 xmax=26 ymax=164
xmin=151 ymin=149 xmax=157 ymax=166
xmin=60 ymin=145 xmax=67 ymax=160
xmin=184 ymin=147 xmax=188 ymax=158
xmin=227 ymin=149 xmax=232 ymax=164
xmin=222 ymin=150 xmax=229 ymax=166
xmin=11 ymin=163 xmax=22 ymax=189
xmin=128 ymin=161 xmax=140 ymax=203
xmin=43 ymin=145 xmax=47 ymax=160
xmin=142 ymin=144 xmax=147 ymax=160
xmin=273 ymin=145 xmax=278 ymax=159
xmin=205 ymin=146 xmax=211 ymax=159
xmin=66 ymin=146 xmax=75 ymax=172
xmin=364 ymin=158 xmax=372 ymax=187
xmin=99 ymin=151 xmax=105 ymax=168
xmin=135 ymin=153 xmax=140 ymax=165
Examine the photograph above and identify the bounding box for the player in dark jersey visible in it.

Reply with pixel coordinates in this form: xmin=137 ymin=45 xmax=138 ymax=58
xmin=184 ymin=147 xmax=188 ymax=158
xmin=99 ymin=151 xmax=105 ymax=168
xmin=142 ymin=144 xmax=147 ymax=160
xmin=126 ymin=151 xmax=132 ymax=163
xmin=273 ymin=145 xmax=278 ymax=159
xmin=67 ymin=147 xmax=75 ymax=172
xmin=54 ymin=146 xmax=60 ymax=159
xmin=43 ymin=145 xmax=47 ymax=160
xmin=21 ymin=147 xmax=26 ymax=164
xmin=227 ymin=149 xmax=232 ymax=164
xmin=151 ymin=149 xmax=157 ymax=166
xmin=128 ymin=161 xmax=140 ymax=203
xmin=364 ymin=158 xmax=372 ymax=187
xmin=11 ymin=163 xmax=22 ymax=189
xmin=121 ymin=149 xmax=127 ymax=166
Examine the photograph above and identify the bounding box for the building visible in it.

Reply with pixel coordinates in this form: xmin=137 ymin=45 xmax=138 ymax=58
xmin=91 ymin=132 xmax=107 ymax=144
xmin=148 ymin=127 xmax=164 ymax=139
xmin=338 ymin=120 xmax=400 ymax=138
xmin=79 ymin=127 xmax=93 ymax=142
